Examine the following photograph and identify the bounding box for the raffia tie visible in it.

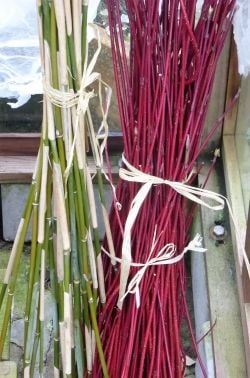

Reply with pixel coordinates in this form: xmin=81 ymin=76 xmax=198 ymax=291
xmin=103 ymin=233 xmax=206 ymax=308
xmin=43 ymin=82 xmax=95 ymax=110
xmin=114 ymin=154 xmax=250 ymax=309
xmin=43 ymin=24 xmax=112 ymax=183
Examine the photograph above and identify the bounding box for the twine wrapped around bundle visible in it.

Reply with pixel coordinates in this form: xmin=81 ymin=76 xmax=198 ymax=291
xmin=103 ymin=233 xmax=207 ymax=308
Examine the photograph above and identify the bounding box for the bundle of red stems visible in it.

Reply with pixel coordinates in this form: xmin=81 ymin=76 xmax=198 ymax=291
xmin=93 ymin=1 xmax=235 ymax=377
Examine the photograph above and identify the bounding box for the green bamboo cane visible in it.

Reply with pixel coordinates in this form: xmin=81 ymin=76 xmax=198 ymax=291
xmin=0 ymin=163 xmax=41 ymax=358
xmin=48 ymin=220 xmax=60 ymax=374
xmin=24 ymin=106 xmax=49 ymax=361
xmin=64 ymin=2 xmax=109 ymax=373
xmin=39 ymin=249 xmax=46 ymax=376
xmin=24 ymin=146 xmax=42 ymax=347
xmin=24 ymin=243 xmax=43 ymax=370
xmin=72 ymin=149 xmax=109 ymax=376
xmin=39 ymin=174 xmax=52 ymax=375
xmin=48 ymin=2 xmax=67 ymax=174
xmin=82 ymin=1 xmax=88 ymax=72
xmin=29 ymin=299 xmax=40 ymax=377
xmin=24 ymin=104 xmax=50 ymax=372
xmin=51 ymin=3 xmax=74 ymax=376
xmin=69 ymin=3 xmax=110 ymax=374
xmin=1 ymin=2 xmax=112 ymax=376
xmin=86 ymin=108 xmax=117 ymax=267
xmin=68 ymin=172 xmax=84 ymax=376
xmin=72 ymin=157 xmax=93 ymax=372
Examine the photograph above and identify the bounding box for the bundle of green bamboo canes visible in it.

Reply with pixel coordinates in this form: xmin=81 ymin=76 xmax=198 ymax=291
xmin=0 ymin=1 xmax=113 ymax=376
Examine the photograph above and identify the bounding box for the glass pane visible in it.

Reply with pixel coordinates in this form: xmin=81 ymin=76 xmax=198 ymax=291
xmin=0 ymin=95 xmax=42 ymax=133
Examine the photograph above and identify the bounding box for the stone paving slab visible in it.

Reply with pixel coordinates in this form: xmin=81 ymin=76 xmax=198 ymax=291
xmin=1 ymin=251 xmax=29 ymax=364
xmin=0 ymin=251 xmax=57 ymax=377
xmin=1 ymin=182 xmax=113 ymax=242
xmin=0 ymin=361 xmax=17 ymax=378
xmin=0 ymin=252 xmax=28 ymax=321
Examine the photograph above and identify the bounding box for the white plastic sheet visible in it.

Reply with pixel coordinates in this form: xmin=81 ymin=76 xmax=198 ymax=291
xmin=0 ymin=0 xmax=100 ymax=108
xmin=0 ymin=0 xmax=40 ymax=107
xmin=1 ymin=1 xmax=249 ymax=109
xmin=233 ymin=0 xmax=250 ymax=76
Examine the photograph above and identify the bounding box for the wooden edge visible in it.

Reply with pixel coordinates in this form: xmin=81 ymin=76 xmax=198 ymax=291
xmin=0 ymin=133 xmax=40 ymax=138
xmin=198 ymin=162 xmax=247 ymax=377
xmin=223 ymin=35 xmax=241 ymax=136
xmin=0 ymin=155 xmax=120 ymax=184
xmin=0 ymin=132 xmax=123 ymax=156
xmin=0 ymin=174 xmax=33 ymax=184
xmin=223 ymin=135 xmax=250 ymax=376
xmin=0 ymin=133 xmax=40 ymax=156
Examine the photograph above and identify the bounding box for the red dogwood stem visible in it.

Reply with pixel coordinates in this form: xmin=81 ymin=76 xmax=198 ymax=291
xmin=93 ymin=1 xmax=236 ymax=377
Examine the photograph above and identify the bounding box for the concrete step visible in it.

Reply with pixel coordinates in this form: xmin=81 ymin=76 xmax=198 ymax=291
xmin=0 ymin=155 xmax=119 ymax=184
xmin=1 ymin=182 xmax=113 ymax=242
xmin=191 ymin=163 xmax=247 ymax=377
xmin=0 ymin=154 xmax=120 ymax=241
xmin=0 ymin=253 xmax=28 ymax=377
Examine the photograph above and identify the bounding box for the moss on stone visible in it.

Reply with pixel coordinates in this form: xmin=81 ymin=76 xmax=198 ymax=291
xmin=0 ymin=251 xmax=29 ymax=319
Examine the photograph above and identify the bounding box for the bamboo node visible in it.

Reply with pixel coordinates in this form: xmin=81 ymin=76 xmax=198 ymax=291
xmin=83 ymin=274 xmax=89 ymax=282
xmin=63 ymin=249 xmax=71 ymax=256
